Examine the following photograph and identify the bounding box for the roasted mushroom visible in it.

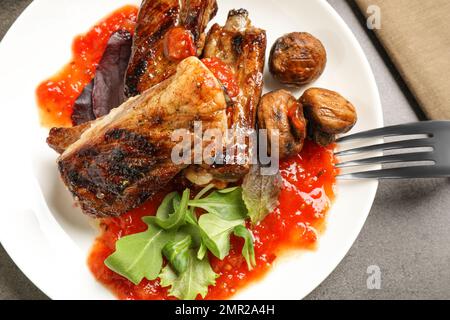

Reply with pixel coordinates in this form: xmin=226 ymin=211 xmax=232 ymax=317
xmin=258 ymin=90 xmax=307 ymax=159
xmin=300 ymin=88 xmax=357 ymax=146
xmin=269 ymin=32 xmax=327 ymax=86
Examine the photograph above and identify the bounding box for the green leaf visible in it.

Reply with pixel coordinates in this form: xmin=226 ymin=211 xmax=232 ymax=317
xmin=178 ymin=224 xmax=202 ymax=247
xmin=162 ymin=235 xmax=192 ymax=274
xmin=104 ymin=220 xmax=175 ymax=285
xmin=197 ymin=242 xmax=207 ymax=260
xmin=242 ymin=165 xmax=282 ymax=225
xmin=188 ymin=187 xmax=248 ymax=220
xmin=198 ymin=214 xmax=245 ymax=259
xmin=160 ymin=250 xmax=217 ymax=300
xmin=186 ymin=209 xmax=198 ymax=225
xmin=195 ymin=184 xmax=216 ymax=199
xmin=185 ymin=184 xmax=215 ymax=225
xmin=216 ymin=187 xmax=239 ymax=193
xmin=156 ymin=192 xmax=180 ymax=219
xmin=147 ymin=189 xmax=190 ymax=230
xmin=233 ymin=225 xmax=256 ymax=270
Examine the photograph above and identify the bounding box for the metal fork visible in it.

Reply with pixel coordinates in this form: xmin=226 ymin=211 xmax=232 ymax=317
xmin=335 ymin=121 xmax=450 ymax=179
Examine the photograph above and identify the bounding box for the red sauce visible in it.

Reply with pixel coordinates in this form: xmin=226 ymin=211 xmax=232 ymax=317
xmin=36 ymin=5 xmax=138 ymax=128
xmin=164 ymin=27 xmax=197 ymax=62
xmin=88 ymin=140 xmax=337 ymax=300
xmin=201 ymin=58 xmax=240 ymax=98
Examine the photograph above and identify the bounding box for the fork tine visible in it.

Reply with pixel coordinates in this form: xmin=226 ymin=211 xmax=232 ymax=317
xmin=337 ymin=165 xmax=446 ymax=179
xmin=337 ymin=121 xmax=437 ymax=143
xmin=335 ymin=151 xmax=435 ymax=168
xmin=334 ymin=138 xmax=434 ymax=156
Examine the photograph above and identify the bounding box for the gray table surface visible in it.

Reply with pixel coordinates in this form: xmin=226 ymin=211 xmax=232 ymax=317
xmin=1 ymin=0 xmax=449 ymax=300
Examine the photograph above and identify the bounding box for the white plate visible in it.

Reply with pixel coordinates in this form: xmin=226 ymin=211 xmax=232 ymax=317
xmin=0 ymin=0 xmax=382 ymax=300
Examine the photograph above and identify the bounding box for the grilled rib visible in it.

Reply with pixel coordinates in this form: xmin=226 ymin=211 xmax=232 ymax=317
xmin=199 ymin=9 xmax=267 ymax=180
xmin=47 ymin=122 xmax=92 ymax=154
xmin=125 ymin=0 xmax=218 ymax=97
xmin=56 ymin=57 xmax=227 ymax=217
xmin=203 ymin=9 xmax=266 ymax=130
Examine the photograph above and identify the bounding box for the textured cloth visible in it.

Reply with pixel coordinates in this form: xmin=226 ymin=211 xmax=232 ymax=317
xmin=356 ymin=0 xmax=450 ymax=120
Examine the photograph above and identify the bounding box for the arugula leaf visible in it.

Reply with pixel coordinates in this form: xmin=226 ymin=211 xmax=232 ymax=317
xmin=147 ymin=189 xmax=190 ymax=230
xmin=242 ymin=165 xmax=282 ymax=225
xmin=198 ymin=214 xmax=245 ymax=259
xmin=195 ymin=184 xmax=215 ymax=200
xmin=186 ymin=209 xmax=198 ymax=225
xmin=162 ymin=235 xmax=192 ymax=274
xmin=188 ymin=187 xmax=248 ymax=220
xmin=104 ymin=220 xmax=175 ymax=285
xmin=178 ymin=224 xmax=201 ymax=247
xmin=233 ymin=225 xmax=256 ymax=270
xmin=185 ymin=184 xmax=215 ymax=225
xmin=160 ymin=250 xmax=217 ymax=300
xmin=156 ymin=192 xmax=180 ymax=219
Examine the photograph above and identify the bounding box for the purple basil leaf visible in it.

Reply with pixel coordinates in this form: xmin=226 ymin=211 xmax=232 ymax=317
xmin=93 ymin=30 xmax=132 ymax=118
xmin=71 ymin=80 xmax=95 ymax=126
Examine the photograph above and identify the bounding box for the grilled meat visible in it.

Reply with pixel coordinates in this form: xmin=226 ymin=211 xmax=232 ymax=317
xmin=53 ymin=1 xmax=217 ymax=152
xmin=125 ymin=0 xmax=218 ymax=97
xmin=200 ymin=9 xmax=267 ymax=180
xmin=48 ymin=122 xmax=93 ymax=154
xmin=49 ymin=7 xmax=268 ymax=217
xmin=203 ymin=9 xmax=266 ymax=130
xmin=55 ymin=57 xmax=227 ymax=217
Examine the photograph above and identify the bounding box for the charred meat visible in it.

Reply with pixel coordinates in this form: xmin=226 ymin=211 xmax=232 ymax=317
xmin=200 ymin=9 xmax=267 ymax=180
xmin=48 ymin=121 xmax=93 ymax=154
xmin=203 ymin=9 xmax=266 ymax=130
xmin=125 ymin=0 xmax=218 ymax=97
xmin=300 ymin=88 xmax=357 ymax=146
xmin=258 ymin=90 xmax=307 ymax=159
xmin=55 ymin=57 xmax=227 ymax=217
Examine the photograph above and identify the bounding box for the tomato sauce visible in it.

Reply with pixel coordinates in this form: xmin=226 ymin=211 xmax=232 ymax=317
xmin=201 ymin=57 xmax=240 ymax=98
xmin=36 ymin=6 xmax=338 ymax=300
xmin=164 ymin=27 xmax=197 ymax=62
xmin=36 ymin=5 xmax=138 ymax=128
xmin=87 ymin=140 xmax=337 ymax=300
